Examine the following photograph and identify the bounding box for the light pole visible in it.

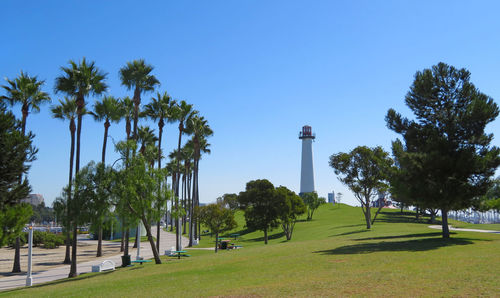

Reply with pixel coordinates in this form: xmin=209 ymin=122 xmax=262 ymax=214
xmin=26 ymin=223 xmax=33 ymax=286
xmin=136 ymin=221 xmax=142 ymax=260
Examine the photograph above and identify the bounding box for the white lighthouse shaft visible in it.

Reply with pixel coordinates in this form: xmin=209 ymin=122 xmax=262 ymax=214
xmin=300 ymin=137 xmax=315 ymax=193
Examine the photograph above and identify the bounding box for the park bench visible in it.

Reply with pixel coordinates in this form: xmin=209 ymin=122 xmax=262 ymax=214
xmin=91 ymin=260 xmax=116 ymax=272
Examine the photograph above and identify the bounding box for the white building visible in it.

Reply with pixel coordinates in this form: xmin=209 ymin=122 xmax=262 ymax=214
xmin=21 ymin=194 xmax=45 ymax=206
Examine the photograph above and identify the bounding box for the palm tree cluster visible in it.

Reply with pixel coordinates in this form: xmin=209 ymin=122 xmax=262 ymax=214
xmin=1 ymin=58 xmax=213 ymax=277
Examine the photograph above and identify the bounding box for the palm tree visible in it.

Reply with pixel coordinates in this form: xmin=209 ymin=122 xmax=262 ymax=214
xmin=92 ymin=96 xmax=122 ymax=164
xmin=181 ymin=143 xmax=194 ymax=236
xmin=119 ymin=59 xmax=159 ymax=141
xmin=1 ymin=71 xmax=51 ymax=273
xmin=173 ymin=100 xmax=197 ymax=250
xmin=1 ymin=71 xmax=51 ymax=135
xmin=118 ymin=97 xmax=134 ymax=255
xmin=186 ymin=115 xmax=213 ymax=244
xmin=91 ymin=95 xmax=121 ymax=257
xmin=165 ymin=159 xmax=178 ymax=232
xmin=51 ymin=97 xmax=80 ymax=264
xmin=55 ymin=57 xmax=107 ymax=278
xmin=144 ymin=91 xmax=177 ymax=251
xmin=138 ymin=125 xmax=158 ymax=155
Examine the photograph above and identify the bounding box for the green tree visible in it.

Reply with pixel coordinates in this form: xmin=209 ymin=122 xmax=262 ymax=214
xmin=1 ymin=71 xmax=51 ymax=135
xmin=186 ymin=115 xmax=213 ymax=243
xmin=119 ymin=59 xmax=160 ymax=140
xmin=238 ymin=179 xmax=281 ymax=244
xmin=301 ymin=192 xmax=325 ymax=221
xmin=329 ymin=146 xmax=393 ymax=229
xmin=92 ymin=96 xmax=122 ymax=164
xmin=197 ymin=203 xmax=237 ymax=252
xmin=144 ymin=91 xmax=177 ymax=251
xmin=1 ymin=71 xmax=49 ymax=272
xmin=386 ymin=62 xmax=500 ymax=238
xmin=216 ymin=193 xmax=240 ymax=211
xmin=55 ymin=58 xmax=107 ymax=277
xmin=117 ymin=96 xmax=134 ymax=253
xmin=114 ymin=141 xmax=169 ymax=264
xmin=51 ymin=97 xmax=80 ymax=264
xmin=276 ymin=186 xmax=306 ymax=240
xmin=172 ymin=100 xmax=197 ymax=250
xmin=0 ymin=103 xmax=34 ymax=248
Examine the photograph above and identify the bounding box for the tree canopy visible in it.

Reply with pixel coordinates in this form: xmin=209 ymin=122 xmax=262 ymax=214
xmin=197 ymin=203 xmax=237 ymax=252
xmin=386 ymin=62 xmax=500 ymax=238
xmin=329 ymin=146 xmax=393 ymax=229
xmin=276 ymin=186 xmax=306 ymax=240
xmin=0 ymin=104 xmax=35 ymax=246
xmin=238 ymin=179 xmax=282 ymax=244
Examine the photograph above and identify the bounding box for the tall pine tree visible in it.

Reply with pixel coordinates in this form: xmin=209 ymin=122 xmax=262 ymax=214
xmin=386 ymin=62 xmax=500 ymax=238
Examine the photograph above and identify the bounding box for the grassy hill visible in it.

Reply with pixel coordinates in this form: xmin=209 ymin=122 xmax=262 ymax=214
xmin=3 ymin=204 xmax=500 ymax=297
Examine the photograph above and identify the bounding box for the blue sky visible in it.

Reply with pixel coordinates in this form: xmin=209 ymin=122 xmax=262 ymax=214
xmin=1 ymin=1 xmax=500 ymax=207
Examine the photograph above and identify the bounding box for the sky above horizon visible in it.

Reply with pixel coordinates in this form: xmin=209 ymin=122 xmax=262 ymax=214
xmin=1 ymin=1 xmax=500 ymax=207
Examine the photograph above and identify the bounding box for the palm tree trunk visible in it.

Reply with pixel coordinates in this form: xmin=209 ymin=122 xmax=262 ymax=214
xmin=175 ymin=125 xmax=183 ymax=251
xmin=64 ymin=120 xmax=76 ymax=264
xmin=192 ymin=159 xmax=197 ymax=242
xmin=12 ymin=110 xmax=28 ymax=273
xmin=96 ymin=122 xmax=109 ymax=258
xmin=182 ymin=173 xmax=187 ymax=235
xmin=156 ymin=123 xmax=163 ymax=253
xmin=69 ymin=95 xmax=84 ymax=278
xmin=132 ymin=87 xmax=141 ymax=140
xmin=195 ymin=158 xmax=201 ymax=241
xmin=102 ymin=121 xmax=109 ymax=164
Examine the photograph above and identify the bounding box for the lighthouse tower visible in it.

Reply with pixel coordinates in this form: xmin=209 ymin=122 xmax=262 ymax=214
xmin=299 ymin=125 xmax=315 ymax=195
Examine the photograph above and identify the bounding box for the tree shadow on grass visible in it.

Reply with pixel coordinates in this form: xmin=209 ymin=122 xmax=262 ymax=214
xmin=330 ymin=224 xmax=366 ymax=230
xmin=314 ymin=237 xmax=480 ymax=255
xmin=377 ymin=211 xmax=438 ymax=225
xmin=330 ymin=229 xmax=370 ymax=237
xmin=246 ymin=231 xmax=285 ymax=242
xmin=354 ymin=232 xmax=445 ymax=241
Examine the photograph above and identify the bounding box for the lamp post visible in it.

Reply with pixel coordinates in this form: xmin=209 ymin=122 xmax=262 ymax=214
xmin=26 ymin=223 xmax=33 ymax=286
xmin=136 ymin=221 xmax=142 ymax=260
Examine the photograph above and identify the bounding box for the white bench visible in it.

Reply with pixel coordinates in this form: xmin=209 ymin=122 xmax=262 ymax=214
xmin=92 ymin=260 xmax=116 ymax=272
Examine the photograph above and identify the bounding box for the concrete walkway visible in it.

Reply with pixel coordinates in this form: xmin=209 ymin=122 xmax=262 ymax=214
xmin=0 ymin=228 xmax=188 ymax=292
xmin=428 ymin=225 xmax=500 ymax=234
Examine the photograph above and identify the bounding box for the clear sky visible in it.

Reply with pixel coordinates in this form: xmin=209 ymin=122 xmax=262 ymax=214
xmin=1 ymin=1 xmax=500 ymax=207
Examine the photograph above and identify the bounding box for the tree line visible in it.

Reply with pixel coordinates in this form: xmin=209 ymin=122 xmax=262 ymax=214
xmin=0 ymin=58 xmax=213 ymax=277
xmin=197 ymin=179 xmax=326 ymax=252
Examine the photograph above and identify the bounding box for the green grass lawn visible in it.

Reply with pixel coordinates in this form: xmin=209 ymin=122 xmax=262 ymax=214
xmin=3 ymin=204 xmax=500 ymax=297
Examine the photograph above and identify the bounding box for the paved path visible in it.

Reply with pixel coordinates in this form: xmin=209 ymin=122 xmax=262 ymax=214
xmin=428 ymin=225 xmax=500 ymax=234
xmin=0 ymin=228 xmax=188 ymax=292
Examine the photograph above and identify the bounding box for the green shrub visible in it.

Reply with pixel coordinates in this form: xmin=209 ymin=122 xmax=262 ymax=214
xmin=32 ymin=230 xmax=46 ymax=247
xmin=42 ymin=233 xmax=64 ymax=249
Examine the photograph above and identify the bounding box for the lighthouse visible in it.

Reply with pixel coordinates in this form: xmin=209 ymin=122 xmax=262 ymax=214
xmin=299 ymin=125 xmax=315 ymax=195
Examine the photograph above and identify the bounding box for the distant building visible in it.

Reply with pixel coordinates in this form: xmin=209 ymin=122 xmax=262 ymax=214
xmin=328 ymin=192 xmax=335 ymax=205
xmin=21 ymin=194 xmax=45 ymax=206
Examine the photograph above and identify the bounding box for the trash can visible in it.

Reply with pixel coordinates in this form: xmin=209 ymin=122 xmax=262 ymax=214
xmin=121 ymin=254 xmax=131 ymax=267
xmin=221 ymin=241 xmax=228 ymax=250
